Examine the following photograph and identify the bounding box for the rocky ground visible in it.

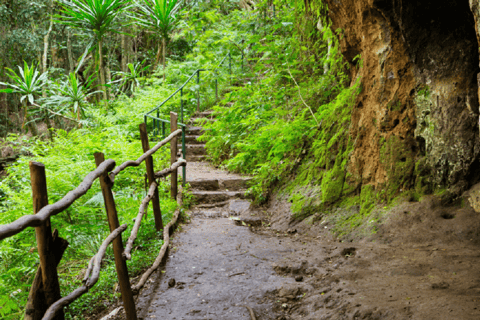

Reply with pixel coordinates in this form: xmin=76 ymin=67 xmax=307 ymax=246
xmin=102 ymin=112 xmax=480 ymax=320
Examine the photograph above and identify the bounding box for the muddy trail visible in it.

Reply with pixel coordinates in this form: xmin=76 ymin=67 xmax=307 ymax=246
xmin=105 ymin=112 xmax=480 ymax=320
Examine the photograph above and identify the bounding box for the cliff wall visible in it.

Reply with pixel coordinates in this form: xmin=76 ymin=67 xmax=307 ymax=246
xmin=325 ymin=0 xmax=480 ymax=200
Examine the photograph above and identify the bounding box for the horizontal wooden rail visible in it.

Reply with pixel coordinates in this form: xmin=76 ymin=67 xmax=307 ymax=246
xmin=132 ymin=187 xmax=183 ymax=293
xmin=155 ymin=158 xmax=187 ymax=179
xmin=0 ymin=160 xmax=116 ymax=241
xmin=1 ymin=115 xmax=186 ymax=319
xmin=124 ymin=182 xmax=158 ymax=260
xmin=83 ymin=256 xmax=95 ymax=283
xmin=42 ymin=224 xmax=127 ymax=320
xmin=109 ymin=129 xmax=182 ymax=180
xmin=125 ymin=158 xmax=186 ymax=260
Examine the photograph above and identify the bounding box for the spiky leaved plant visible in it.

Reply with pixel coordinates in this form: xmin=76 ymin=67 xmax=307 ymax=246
xmin=111 ymin=60 xmax=150 ymax=96
xmin=0 ymin=62 xmax=48 ymax=136
xmin=45 ymin=72 xmax=100 ymax=123
xmin=134 ymin=0 xmax=181 ymax=79
xmin=56 ymin=0 xmax=132 ymax=101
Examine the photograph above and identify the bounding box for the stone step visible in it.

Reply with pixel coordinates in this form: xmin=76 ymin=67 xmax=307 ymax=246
xmin=190 ymin=191 xmax=246 ymax=204
xmin=188 ymin=178 xmax=251 ymax=191
xmin=184 ymin=154 xmax=207 ymax=162
xmin=195 ymin=111 xmax=214 ymax=118
xmin=186 ymin=126 xmax=204 ymax=135
xmin=188 ymin=179 xmax=219 ymax=191
xmin=178 ymin=144 xmax=206 ymax=156
xmin=191 ymin=118 xmax=216 ymax=126
xmin=185 ymin=135 xmax=202 ymax=144
xmin=190 ymin=199 xmax=251 ymax=218
xmin=219 ymin=178 xmax=252 ymax=190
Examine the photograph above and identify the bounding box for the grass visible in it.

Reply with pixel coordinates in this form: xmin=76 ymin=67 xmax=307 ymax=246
xmin=0 ymin=9 xmax=240 ymax=315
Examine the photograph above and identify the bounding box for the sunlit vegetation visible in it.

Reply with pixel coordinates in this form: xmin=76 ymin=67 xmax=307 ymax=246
xmin=0 ymin=0 xmax=366 ymax=317
xmin=0 ymin=0 xmax=244 ymax=318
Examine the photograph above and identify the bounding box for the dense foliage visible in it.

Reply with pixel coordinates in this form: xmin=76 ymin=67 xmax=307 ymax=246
xmin=0 ymin=1 xmax=241 ymax=318
xmin=201 ymin=0 xmax=363 ymax=230
xmin=0 ymin=0 xmax=370 ymax=317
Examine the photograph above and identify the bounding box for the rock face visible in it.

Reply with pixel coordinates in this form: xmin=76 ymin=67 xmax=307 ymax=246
xmin=324 ymin=0 xmax=480 ymax=196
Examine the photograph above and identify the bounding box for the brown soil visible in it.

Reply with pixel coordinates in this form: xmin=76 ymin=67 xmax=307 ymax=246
xmin=325 ymin=0 xmax=480 ymax=193
xmin=109 ymin=192 xmax=480 ymax=320
xmin=251 ymin=193 xmax=480 ymax=319
xmin=99 ymin=113 xmax=480 ymax=320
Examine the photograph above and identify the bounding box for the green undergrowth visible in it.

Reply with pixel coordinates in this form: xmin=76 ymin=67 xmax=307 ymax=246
xmin=0 ymin=83 xmax=180 ymax=319
xmin=200 ymin=1 xmax=388 ymax=239
xmin=0 ymin=5 xmax=242 ymax=319
xmin=199 ymin=0 xmax=427 ymax=240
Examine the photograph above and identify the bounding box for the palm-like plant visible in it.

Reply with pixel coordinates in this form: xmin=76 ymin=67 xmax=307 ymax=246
xmin=56 ymin=0 xmax=132 ymax=100
xmin=111 ymin=60 xmax=150 ymax=96
xmin=135 ymin=0 xmax=181 ymax=78
xmin=0 ymin=62 xmax=48 ymax=136
xmin=45 ymin=73 xmax=99 ymax=121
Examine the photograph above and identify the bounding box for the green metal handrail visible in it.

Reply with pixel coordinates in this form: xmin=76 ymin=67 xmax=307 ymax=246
xmin=144 ymin=47 xmax=243 ymax=188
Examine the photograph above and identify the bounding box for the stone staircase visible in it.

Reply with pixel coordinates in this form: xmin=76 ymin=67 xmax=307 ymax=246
xmin=179 ymin=111 xmax=252 ymax=217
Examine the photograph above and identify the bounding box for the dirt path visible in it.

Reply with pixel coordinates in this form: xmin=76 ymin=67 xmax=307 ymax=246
xmin=135 ymin=218 xmax=295 ymax=319
xmin=124 ymin=112 xmax=480 ymax=320
xmin=134 ymin=111 xmax=292 ymax=319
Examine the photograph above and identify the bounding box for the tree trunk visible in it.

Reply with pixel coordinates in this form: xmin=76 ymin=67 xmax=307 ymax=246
xmin=2 ymin=90 xmax=7 ymax=137
xmin=98 ymin=38 xmax=108 ymax=101
xmin=162 ymin=37 xmax=166 ymax=81
xmin=42 ymin=0 xmax=54 ymax=140
xmin=42 ymin=17 xmax=52 ymax=95
xmin=106 ymin=65 xmax=112 ymax=98
xmin=25 ymin=103 xmax=38 ymax=137
xmin=44 ymin=110 xmax=53 ymax=140
xmin=67 ymin=29 xmax=74 ymax=73
xmin=134 ymin=36 xmax=138 ymax=62
xmin=154 ymin=42 xmax=162 ymax=72
xmin=121 ymin=33 xmax=127 ymax=73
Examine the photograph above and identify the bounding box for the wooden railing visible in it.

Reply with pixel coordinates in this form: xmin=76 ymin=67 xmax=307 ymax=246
xmin=0 ymin=112 xmax=186 ymax=320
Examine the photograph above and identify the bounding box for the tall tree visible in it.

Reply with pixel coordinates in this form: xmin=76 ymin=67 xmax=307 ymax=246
xmin=135 ymin=0 xmax=181 ymax=79
xmin=56 ymin=0 xmax=132 ymax=100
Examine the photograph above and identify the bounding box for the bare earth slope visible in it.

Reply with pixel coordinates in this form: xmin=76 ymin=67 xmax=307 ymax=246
xmin=109 ymin=113 xmax=480 ymax=320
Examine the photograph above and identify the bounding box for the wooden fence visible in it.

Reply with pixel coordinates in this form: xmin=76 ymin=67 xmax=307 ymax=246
xmin=0 ymin=112 xmax=186 ymax=320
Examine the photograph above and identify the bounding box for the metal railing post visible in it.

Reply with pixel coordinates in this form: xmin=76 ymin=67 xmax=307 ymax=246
xmin=162 ymin=122 xmax=165 ymax=138
xmin=182 ymin=126 xmax=186 ymax=187
xmin=215 ymin=78 xmax=218 ymax=101
xmin=196 ymin=70 xmax=200 ymax=112
xmin=170 ymin=112 xmax=178 ymax=200
xmin=180 ymin=88 xmax=184 ymax=125
xmin=153 ymin=118 xmax=157 ymax=139
xmin=156 ymin=111 xmax=160 ymax=140
xmin=94 ymin=153 xmax=137 ymax=320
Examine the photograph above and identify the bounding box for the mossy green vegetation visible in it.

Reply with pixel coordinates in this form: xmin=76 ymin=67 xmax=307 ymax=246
xmin=379 ymin=135 xmax=415 ymax=202
xmin=199 ymin=1 xmax=389 ymax=240
xmin=0 ymin=83 xmax=180 ymax=319
xmin=0 ymin=4 xmax=239 ymax=318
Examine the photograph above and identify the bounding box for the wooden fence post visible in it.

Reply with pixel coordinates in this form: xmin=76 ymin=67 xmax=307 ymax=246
xmin=29 ymin=162 xmax=64 ymax=320
xmin=25 ymin=229 xmax=68 ymax=320
xmin=94 ymin=153 xmax=137 ymax=320
xmin=170 ymin=112 xmax=178 ymax=200
xmin=139 ymin=123 xmax=163 ymax=231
